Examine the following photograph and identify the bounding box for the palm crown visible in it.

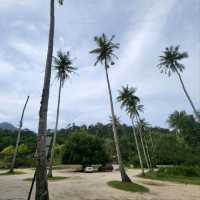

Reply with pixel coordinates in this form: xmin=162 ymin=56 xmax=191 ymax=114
xmin=58 ymin=0 xmax=64 ymax=5
xmin=167 ymin=110 xmax=187 ymax=131
xmin=89 ymin=33 xmax=119 ymax=67
xmin=158 ymin=45 xmax=188 ymax=76
xmin=117 ymin=86 xmax=143 ymax=118
xmin=137 ymin=118 xmax=150 ymax=130
xmin=53 ymin=51 xmax=77 ymax=86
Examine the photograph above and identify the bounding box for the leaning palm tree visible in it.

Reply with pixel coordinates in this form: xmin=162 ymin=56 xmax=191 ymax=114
xmin=48 ymin=51 xmax=77 ymax=177
xmin=167 ymin=110 xmax=187 ymax=135
xmin=137 ymin=119 xmax=152 ymax=170
xmin=90 ymin=34 xmax=131 ymax=182
xmin=36 ymin=0 xmax=64 ymax=199
xmin=158 ymin=46 xmax=200 ymax=122
xmin=135 ymin=112 xmax=150 ymax=170
xmin=117 ymin=86 xmax=144 ymax=175
xmin=10 ymin=96 xmax=29 ymax=173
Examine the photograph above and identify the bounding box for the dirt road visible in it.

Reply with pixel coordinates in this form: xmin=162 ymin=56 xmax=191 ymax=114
xmin=0 ymin=169 xmax=199 ymax=200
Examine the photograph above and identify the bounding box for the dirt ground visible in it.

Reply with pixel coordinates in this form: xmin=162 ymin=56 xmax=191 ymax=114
xmin=0 ymin=168 xmax=200 ymax=200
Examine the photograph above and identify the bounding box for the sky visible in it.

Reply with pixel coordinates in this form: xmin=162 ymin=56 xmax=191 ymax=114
xmin=0 ymin=0 xmax=199 ymax=131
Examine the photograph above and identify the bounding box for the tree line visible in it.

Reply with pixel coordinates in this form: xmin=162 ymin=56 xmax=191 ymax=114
xmin=1 ymin=110 xmax=199 ymax=169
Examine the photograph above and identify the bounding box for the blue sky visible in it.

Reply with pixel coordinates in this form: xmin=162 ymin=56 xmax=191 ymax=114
xmin=0 ymin=0 xmax=199 ymax=131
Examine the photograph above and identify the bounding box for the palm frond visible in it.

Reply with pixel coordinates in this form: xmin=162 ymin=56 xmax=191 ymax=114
xmin=58 ymin=0 xmax=64 ymax=5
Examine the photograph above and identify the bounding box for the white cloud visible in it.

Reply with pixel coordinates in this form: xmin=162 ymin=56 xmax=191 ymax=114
xmin=0 ymin=0 xmax=199 ymax=130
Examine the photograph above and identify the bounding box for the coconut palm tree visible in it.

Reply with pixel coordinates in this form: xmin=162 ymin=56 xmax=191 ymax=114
xmin=48 ymin=51 xmax=77 ymax=177
xmin=90 ymin=34 xmax=131 ymax=182
xmin=167 ymin=110 xmax=187 ymax=135
xmin=158 ymin=46 xmax=200 ymax=122
xmin=137 ymin=119 xmax=152 ymax=170
xmin=135 ymin=114 xmax=150 ymax=170
xmin=117 ymin=86 xmax=144 ymax=175
xmin=36 ymin=0 xmax=64 ymax=199
xmin=9 ymin=96 xmax=29 ymax=173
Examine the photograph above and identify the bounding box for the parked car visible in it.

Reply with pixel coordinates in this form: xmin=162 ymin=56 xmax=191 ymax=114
xmin=84 ymin=166 xmax=94 ymax=173
xmin=99 ymin=163 xmax=113 ymax=172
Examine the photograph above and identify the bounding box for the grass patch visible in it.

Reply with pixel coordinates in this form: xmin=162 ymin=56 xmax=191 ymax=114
xmin=108 ymin=181 xmax=149 ymax=193
xmin=143 ymin=171 xmax=200 ymax=185
xmin=24 ymin=176 xmax=68 ymax=181
xmin=0 ymin=170 xmax=26 ymax=176
xmin=139 ymin=180 xmax=167 ymax=186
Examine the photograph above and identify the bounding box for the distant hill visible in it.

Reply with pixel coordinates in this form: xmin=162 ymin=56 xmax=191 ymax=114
xmin=0 ymin=122 xmax=16 ymax=131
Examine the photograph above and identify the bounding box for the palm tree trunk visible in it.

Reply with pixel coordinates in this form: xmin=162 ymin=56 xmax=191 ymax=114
xmin=48 ymin=78 xmax=62 ymax=177
xmin=36 ymin=0 xmax=55 ymax=199
xmin=10 ymin=96 xmax=29 ymax=173
xmin=143 ymin=133 xmax=152 ymax=170
xmin=148 ymin=130 xmax=156 ymax=167
xmin=131 ymin=117 xmax=144 ymax=175
xmin=176 ymin=69 xmax=200 ymax=122
xmin=136 ymin=116 xmax=150 ymax=169
xmin=104 ymin=63 xmax=131 ymax=182
xmin=149 ymin=130 xmax=155 ymax=152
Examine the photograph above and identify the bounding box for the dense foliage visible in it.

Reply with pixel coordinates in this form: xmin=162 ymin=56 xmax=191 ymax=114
xmin=0 ymin=111 xmax=199 ymax=168
xmin=62 ymin=131 xmax=109 ymax=166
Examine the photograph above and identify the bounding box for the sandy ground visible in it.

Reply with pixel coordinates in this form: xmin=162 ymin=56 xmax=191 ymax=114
xmin=0 ymin=168 xmax=200 ymax=200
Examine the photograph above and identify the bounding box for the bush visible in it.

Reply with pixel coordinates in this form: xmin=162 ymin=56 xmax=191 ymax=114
xmin=1 ymin=145 xmax=14 ymax=154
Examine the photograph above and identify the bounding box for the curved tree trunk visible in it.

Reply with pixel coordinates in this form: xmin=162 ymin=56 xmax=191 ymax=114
xmin=136 ymin=116 xmax=150 ymax=169
xmin=176 ymin=69 xmax=200 ymax=122
xmin=131 ymin=117 xmax=144 ymax=175
xmin=104 ymin=63 xmax=131 ymax=182
xmin=10 ymin=96 xmax=29 ymax=173
xmin=35 ymin=0 xmax=55 ymax=199
xmin=48 ymin=78 xmax=62 ymax=177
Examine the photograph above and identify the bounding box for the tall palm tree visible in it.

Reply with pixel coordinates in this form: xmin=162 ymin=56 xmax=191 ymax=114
xmin=117 ymin=86 xmax=144 ymax=175
xmin=158 ymin=46 xmax=200 ymax=122
xmin=137 ymin=119 xmax=152 ymax=170
xmin=167 ymin=110 xmax=187 ymax=135
xmin=90 ymin=34 xmax=131 ymax=182
xmin=36 ymin=0 xmax=64 ymax=199
xmin=48 ymin=51 xmax=77 ymax=177
xmin=135 ymin=115 xmax=150 ymax=170
xmin=10 ymin=96 xmax=29 ymax=173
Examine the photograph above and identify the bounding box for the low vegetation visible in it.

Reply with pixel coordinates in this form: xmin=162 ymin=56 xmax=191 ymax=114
xmin=108 ymin=181 xmax=149 ymax=193
xmin=143 ymin=166 xmax=200 ymax=185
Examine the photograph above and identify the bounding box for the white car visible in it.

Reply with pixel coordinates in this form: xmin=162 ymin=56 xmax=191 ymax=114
xmin=84 ymin=166 xmax=94 ymax=173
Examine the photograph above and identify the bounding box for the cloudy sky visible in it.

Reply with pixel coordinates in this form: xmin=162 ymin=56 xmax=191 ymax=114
xmin=0 ymin=0 xmax=199 ymax=131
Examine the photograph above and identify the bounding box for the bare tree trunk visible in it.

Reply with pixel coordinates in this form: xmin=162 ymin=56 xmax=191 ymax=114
xmin=10 ymin=96 xmax=29 ymax=173
xmin=131 ymin=117 xmax=144 ymax=175
xmin=104 ymin=63 xmax=131 ymax=182
xmin=35 ymin=0 xmax=55 ymax=199
xmin=48 ymin=79 xmax=62 ymax=177
xmin=176 ymin=69 xmax=200 ymax=122
xmin=136 ymin=116 xmax=150 ymax=169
